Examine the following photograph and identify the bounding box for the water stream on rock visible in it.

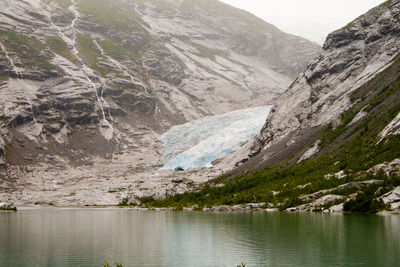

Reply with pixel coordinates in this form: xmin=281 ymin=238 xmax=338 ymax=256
xmin=93 ymin=39 xmax=148 ymax=95
xmin=0 ymin=42 xmax=41 ymax=136
xmin=70 ymin=0 xmax=115 ymax=140
xmin=44 ymin=0 xmax=115 ymax=140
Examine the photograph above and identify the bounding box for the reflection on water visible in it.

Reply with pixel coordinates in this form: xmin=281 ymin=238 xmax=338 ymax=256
xmin=0 ymin=209 xmax=399 ymax=266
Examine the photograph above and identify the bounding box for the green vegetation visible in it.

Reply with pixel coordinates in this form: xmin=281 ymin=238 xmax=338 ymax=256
xmin=118 ymin=197 xmax=136 ymax=206
xmin=141 ymin=56 xmax=400 ymax=213
xmin=344 ymin=189 xmax=384 ymax=214
xmin=78 ymin=0 xmax=149 ymax=34
xmin=144 ymin=105 xmax=400 ymax=211
xmin=75 ymin=0 xmax=155 ymax=70
xmin=103 ymin=263 xmax=122 ymax=267
xmin=98 ymin=39 xmax=142 ymax=62
xmin=45 ymin=36 xmax=80 ymax=66
xmin=380 ymin=0 xmax=393 ymax=8
xmin=42 ymin=0 xmax=72 ymax=11
xmin=0 ymin=71 xmax=9 ymax=82
xmin=0 ymin=205 xmax=17 ymax=212
xmin=76 ymin=34 xmax=120 ymax=77
xmin=343 ymin=175 xmax=400 ymax=213
xmin=0 ymin=29 xmax=59 ymax=74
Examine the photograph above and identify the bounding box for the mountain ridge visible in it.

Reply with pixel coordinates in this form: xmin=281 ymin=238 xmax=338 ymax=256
xmin=247 ymin=0 xmax=400 ymax=160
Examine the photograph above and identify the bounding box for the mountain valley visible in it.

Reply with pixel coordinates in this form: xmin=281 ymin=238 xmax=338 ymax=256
xmin=0 ymin=0 xmax=399 ymax=214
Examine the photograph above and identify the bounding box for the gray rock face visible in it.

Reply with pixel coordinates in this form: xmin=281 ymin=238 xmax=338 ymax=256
xmin=0 ymin=0 xmax=320 ymax=205
xmin=286 ymin=194 xmax=344 ymax=212
xmin=211 ymin=205 xmax=232 ymax=212
xmin=381 ymin=186 xmax=400 ymax=210
xmin=249 ymin=0 xmax=400 ymax=157
xmin=369 ymin=159 xmax=400 ymax=176
xmin=301 ymin=179 xmax=383 ymax=202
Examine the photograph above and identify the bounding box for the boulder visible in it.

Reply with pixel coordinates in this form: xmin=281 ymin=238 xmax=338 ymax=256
xmin=381 ymin=186 xmax=400 ymax=210
xmin=231 ymin=204 xmax=246 ymax=211
xmin=265 ymin=208 xmax=279 ymax=212
xmin=245 ymin=202 xmax=266 ymax=208
xmin=313 ymin=194 xmax=344 ymax=207
xmin=327 ymin=203 xmax=344 ymax=213
xmin=211 ymin=205 xmax=232 ymax=212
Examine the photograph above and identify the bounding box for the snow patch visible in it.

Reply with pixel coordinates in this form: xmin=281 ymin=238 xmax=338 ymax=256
xmin=159 ymin=106 xmax=272 ymax=170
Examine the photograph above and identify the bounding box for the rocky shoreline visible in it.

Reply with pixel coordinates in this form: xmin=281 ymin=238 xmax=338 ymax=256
xmin=13 ymin=184 xmax=400 ymax=215
xmin=8 ymin=204 xmax=400 ymax=215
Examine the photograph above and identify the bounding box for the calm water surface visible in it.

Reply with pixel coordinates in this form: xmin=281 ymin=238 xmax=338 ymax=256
xmin=0 ymin=208 xmax=399 ymax=266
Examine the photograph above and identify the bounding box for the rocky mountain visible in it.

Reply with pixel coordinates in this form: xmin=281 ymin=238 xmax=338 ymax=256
xmin=0 ymin=0 xmax=319 ymax=205
xmin=245 ymin=0 xmax=400 ymax=163
xmin=143 ymin=0 xmax=400 ymax=214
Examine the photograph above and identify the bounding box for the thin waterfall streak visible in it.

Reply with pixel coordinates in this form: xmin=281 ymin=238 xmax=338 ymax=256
xmin=64 ymin=0 xmax=114 ymax=137
xmin=41 ymin=1 xmax=115 ymax=140
xmin=154 ymin=103 xmax=161 ymax=118
xmin=93 ymin=39 xmax=148 ymax=95
xmin=0 ymin=42 xmax=40 ymax=131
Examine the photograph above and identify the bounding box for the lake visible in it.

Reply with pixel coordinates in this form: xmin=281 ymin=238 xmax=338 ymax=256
xmin=0 ymin=208 xmax=399 ymax=266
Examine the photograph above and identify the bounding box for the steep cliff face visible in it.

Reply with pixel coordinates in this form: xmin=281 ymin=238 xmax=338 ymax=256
xmin=0 ymin=0 xmax=319 ymax=205
xmin=248 ymin=0 xmax=400 ymax=160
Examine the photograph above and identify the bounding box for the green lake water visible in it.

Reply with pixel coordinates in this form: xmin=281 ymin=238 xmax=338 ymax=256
xmin=0 ymin=208 xmax=399 ymax=266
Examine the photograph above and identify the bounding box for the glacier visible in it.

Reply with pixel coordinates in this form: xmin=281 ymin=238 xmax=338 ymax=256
xmin=159 ymin=106 xmax=272 ymax=170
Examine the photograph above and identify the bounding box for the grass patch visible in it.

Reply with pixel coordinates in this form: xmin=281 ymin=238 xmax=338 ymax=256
xmin=78 ymin=0 xmax=149 ymax=34
xmin=45 ymin=35 xmax=80 ymax=66
xmin=103 ymin=263 xmax=122 ymax=267
xmin=343 ymin=175 xmax=400 ymax=213
xmin=76 ymin=34 xmax=120 ymax=77
xmin=0 ymin=29 xmax=59 ymax=75
xmin=41 ymin=0 xmax=72 ymax=11
xmin=98 ymin=39 xmax=142 ymax=62
xmin=117 ymin=197 xmax=136 ymax=207
xmin=0 ymin=205 xmax=17 ymax=212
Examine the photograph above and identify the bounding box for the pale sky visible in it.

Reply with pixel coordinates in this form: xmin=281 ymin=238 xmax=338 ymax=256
xmin=219 ymin=0 xmax=386 ymax=44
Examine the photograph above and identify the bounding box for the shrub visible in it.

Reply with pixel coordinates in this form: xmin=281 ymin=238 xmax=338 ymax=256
xmin=343 ymin=186 xmax=385 ymax=213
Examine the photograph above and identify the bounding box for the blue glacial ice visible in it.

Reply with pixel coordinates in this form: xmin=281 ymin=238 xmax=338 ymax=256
xmin=159 ymin=106 xmax=272 ymax=170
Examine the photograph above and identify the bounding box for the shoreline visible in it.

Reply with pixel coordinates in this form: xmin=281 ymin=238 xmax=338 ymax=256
xmin=8 ymin=205 xmax=400 ymax=215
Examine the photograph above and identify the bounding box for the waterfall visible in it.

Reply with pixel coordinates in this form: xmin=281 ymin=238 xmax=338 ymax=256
xmin=0 ymin=42 xmax=40 ymax=130
xmin=45 ymin=0 xmax=115 ymax=140
xmin=153 ymin=102 xmax=161 ymax=118
xmin=69 ymin=0 xmax=114 ymax=140
xmin=92 ymin=39 xmax=148 ymax=94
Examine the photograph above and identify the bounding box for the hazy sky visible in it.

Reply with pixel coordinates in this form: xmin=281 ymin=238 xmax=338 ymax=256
xmin=219 ymin=0 xmax=386 ymax=44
